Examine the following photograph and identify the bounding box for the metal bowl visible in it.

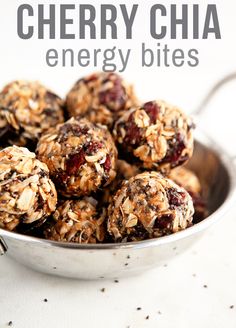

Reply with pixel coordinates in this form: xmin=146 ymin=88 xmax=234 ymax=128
xmin=1 ymin=129 xmax=235 ymax=279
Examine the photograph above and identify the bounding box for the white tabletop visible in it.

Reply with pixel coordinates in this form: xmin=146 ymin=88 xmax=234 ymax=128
xmin=1 ymin=1 xmax=236 ymax=327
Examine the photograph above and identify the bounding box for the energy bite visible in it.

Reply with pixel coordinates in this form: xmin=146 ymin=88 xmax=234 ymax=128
xmin=113 ymin=100 xmax=194 ymax=171
xmin=0 ymin=80 xmax=64 ymax=148
xmin=168 ymin=166 xmax=207 ymax=223
xmin=0 ymin=146 xmax=57 ymax=231
xmin=107 ymin=171 xmax=194 ymax=242
xmin=66 ymin=72 xmax=138 ymax=128
xmin=168 ymin=166 xmax=201 ymax=195
xmin=44 ymin=198 xmax=106 ymax=243
xmin=36 ymin=117 xmax=117 ymax=197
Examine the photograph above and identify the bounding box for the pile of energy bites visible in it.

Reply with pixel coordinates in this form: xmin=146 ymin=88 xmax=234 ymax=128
xmin=0 ymin=73 xmax=207 ymax=243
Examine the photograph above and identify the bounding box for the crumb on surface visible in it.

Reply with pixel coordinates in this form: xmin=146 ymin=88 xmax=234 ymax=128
xmin=8 ymin=322 xmax=13 ymax=327
xmin=114 ymin=279 xmax=119 ymax=283
xmin=145 ymin=315 xmax=149 ymax=320
xmin=136 ymin=307 xmax=142 ymax=311
xmin=203 ymin=285 xmax=208 ymax=288
xmin=44 ymin=298 xmax=48 ymax=302
xmin=100 ymin=288 xmax=105 ymax=293
xmin=230 ymin=305 xmax=234 ymax=309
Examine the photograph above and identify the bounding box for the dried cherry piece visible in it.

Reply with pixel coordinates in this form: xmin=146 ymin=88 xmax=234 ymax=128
xmin=123 ymin=114 xmax=142 ymax=145
xmin=167 ymin=188 xmax=186 ymax=207
xmin=143 ymin=101 xmax=160 ymax=123
xmin=164 ymin=133 xmax=187 ymax=166
xmin=103 ymin=155 xmax=111 ymax=173
xmin=66 ymin=149 xmax=85 ymax=175
xmin=99 ymin=75 xmax=126 ymax=111
xmin=155 ymin=214 xmax=173 ymax=230
xmin=86 ymin=141 xmax=103 ymax=155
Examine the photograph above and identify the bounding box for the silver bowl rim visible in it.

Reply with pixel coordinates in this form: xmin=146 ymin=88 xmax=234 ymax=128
xmin=1 ymin=129 xmax=236 ymax=251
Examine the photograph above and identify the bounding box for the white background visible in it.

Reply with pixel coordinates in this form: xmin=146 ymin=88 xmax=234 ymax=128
xmin=1 ymin=0 xmax=236 ymax=327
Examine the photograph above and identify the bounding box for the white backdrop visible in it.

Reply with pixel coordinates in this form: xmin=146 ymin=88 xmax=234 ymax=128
xmin=0 ymin=0 xmax=235 ymax=109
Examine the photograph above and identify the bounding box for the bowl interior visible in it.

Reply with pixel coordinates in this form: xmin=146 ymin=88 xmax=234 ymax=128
xmin=186 ymin=138 xmax=230 ymax=216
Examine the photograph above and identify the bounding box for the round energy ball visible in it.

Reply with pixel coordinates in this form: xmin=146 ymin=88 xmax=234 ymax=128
xmin=36 ymin=117 xmax=117 ymax=197
xmin=66 ymin=72 xmax=138 ymax=128
xmin=168 ymin=166 xmax=207 ymax=223
xmin=0 ymin=146 xmax=57 ymax=231
xmin=44 ymin=197 xmax=106 ymax=243
xmin=168 ymin=166 xmax=201 ymax=195
xmin=107 ymin=171 xmax=194 ymax=242
xmin=113 ymin=100 xmax=194 ymax=171
xmin=0 ymin=80 xmax=64 ymax=148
